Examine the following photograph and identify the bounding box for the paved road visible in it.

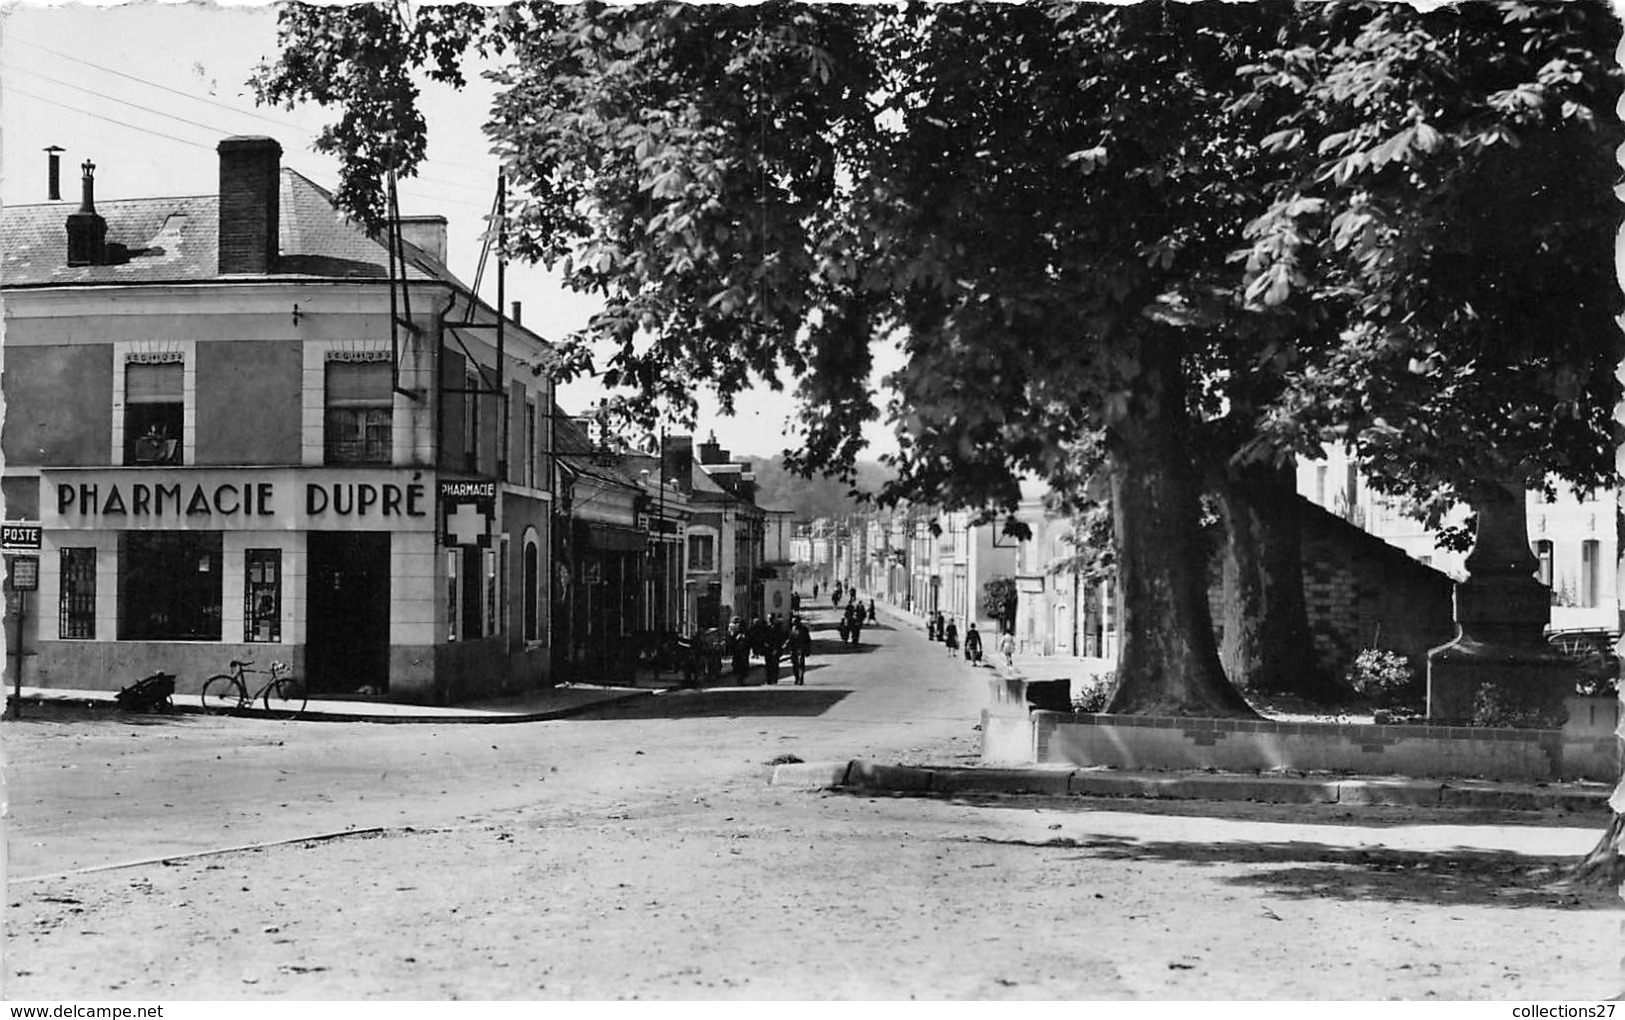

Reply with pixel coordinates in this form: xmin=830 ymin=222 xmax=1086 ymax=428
xmin=5 ymin=597 xmax=987 ymax=879
xmin=7 ymin=596 xmax=1618 ymax=1000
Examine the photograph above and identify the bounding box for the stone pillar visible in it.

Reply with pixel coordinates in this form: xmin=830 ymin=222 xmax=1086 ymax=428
xmin=1426 ymin=482 xmax=1571 ymax=725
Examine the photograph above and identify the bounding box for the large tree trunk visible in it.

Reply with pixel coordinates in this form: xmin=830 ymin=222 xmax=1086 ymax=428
xmin=1104 ymin=335 xmax=1257 ymax=718
xmin=1212 ymin=458 xmax=1343 ymax=701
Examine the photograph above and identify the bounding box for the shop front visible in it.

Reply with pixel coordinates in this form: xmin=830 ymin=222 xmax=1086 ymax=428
xmin=33 ymin=466 xmax=437 ymax=696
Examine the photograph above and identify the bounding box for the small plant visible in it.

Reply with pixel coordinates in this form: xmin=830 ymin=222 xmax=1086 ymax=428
xmin=1344 ymin=648 xmax=1420 ymax=711
xmin=1072 ymin=671 xmax=1117 ymax=713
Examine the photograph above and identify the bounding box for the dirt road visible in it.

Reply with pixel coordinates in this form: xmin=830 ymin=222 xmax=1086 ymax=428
xmin=6 ymin=600 xmax=1619 ymax=999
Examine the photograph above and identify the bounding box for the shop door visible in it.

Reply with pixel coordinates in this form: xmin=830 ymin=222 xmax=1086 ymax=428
xmin=307 ymin=531 xmax=391 ymax=694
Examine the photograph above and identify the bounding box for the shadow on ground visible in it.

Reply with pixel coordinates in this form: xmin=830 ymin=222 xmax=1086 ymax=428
xmin=958 ymin=831 xmax=1613 ymax=910
xmin=6 ymin=703 xmax=204 ymax=727
xmin=572 ymin=686 xmax=853 ymax=720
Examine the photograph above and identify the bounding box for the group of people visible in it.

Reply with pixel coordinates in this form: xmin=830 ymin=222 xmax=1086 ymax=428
xmin=928 ymin=611 xmax=1014 ymax=666
xmin=726 ymin=612 xmax=813 ymax=686
xmin=836 ymin=597 xmax=873 ymax=644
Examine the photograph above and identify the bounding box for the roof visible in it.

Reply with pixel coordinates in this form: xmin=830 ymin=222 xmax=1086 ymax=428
xmin=2 ymin=169 xmax=452 ymax=289
xmin=552 ymin=409 xmax=643 ymax=490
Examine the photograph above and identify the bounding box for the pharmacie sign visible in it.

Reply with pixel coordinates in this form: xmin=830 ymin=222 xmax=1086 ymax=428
xmin=42 ymin=469 xmax=435 ymax=532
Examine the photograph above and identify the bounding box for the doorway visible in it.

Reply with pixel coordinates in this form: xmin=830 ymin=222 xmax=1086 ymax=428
xmin=306 ymin=531 xmax=391 ymax=695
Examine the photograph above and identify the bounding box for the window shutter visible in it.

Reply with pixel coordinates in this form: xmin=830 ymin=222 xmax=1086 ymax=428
xmin=326 ymin=361 xmax=392 ymax=405
xmin=126 ymin=362 xmax=182 ymax=403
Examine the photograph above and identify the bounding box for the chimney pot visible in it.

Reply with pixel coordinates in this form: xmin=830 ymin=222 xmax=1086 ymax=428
xmin=218 ymin=136 xmax=282 ymax=275
xmin=511 ymin=300 xmax=523 ymax=325
xmin=45 ymin=146 xmax=63 ymax=202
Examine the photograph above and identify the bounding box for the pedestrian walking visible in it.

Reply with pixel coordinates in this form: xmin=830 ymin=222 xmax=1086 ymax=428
xmin=963 ymin=622 xmax=982 ymax=665
xmin=788 ymin=614 xmax=811 ymax=685
xmin=867 ymin=599 xmax=876 ymax=624
xmin=999 ymin=630 xmax=1015 ymax=669
xmin=944 ymin=619 xmax=959 ymax=657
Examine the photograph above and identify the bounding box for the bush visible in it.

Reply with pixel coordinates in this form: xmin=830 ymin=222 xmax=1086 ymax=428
xmin=1344 ymin=649 xmax=1422 ymax=713
xmin=1471 ymin=683 xmax=1566 ymax=729
xmin=1072 ymin=671 xmax=1117 ymax=713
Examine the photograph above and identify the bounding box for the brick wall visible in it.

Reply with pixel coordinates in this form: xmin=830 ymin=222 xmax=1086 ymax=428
xmin=1298 ymin=499 xmax=1455 ymax=679
xmin=1210 ymin=496 xmax=1456 ymax=683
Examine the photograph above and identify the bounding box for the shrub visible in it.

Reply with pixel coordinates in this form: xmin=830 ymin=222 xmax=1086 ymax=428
xmin=1471 ymin=683 xmax=1566 ymax=729
xmin=1344 ymin=649 xmax=1419 ymax=707
xmin=1072 ymin=671 xmax=1117 ymax=713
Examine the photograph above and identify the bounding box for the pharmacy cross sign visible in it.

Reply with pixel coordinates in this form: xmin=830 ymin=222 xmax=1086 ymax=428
xmin=445 ymin=502 xmax=489 ymax=547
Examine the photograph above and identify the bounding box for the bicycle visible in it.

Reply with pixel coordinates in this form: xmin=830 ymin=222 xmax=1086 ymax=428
xmin=199 ymin=659 xmax=307 ymax=716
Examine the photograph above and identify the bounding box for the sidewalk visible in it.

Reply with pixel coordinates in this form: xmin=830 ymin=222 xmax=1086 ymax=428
xmin=11 ymin=681 xmax=659 ymax=724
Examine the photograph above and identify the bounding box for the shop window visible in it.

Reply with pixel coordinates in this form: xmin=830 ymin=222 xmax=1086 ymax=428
xmin=59 ymin=547 xmax=96 ymax=639
xmin=244 ymin=549 xmax=282 ymax=643
xmin=324 ymin=360 xmax=393 ymax=464
xmin=486 ymin=546 xmax=499 ymax=636
xmin=446 ymin=550 xmax=460 ymax=641
xmin=118 ymin=532 xmax=222 ymax=641
xmin=125 ymin=362 xmax=183 ymax=465
xmin=524 ymin=539 xmax=540 ymax=641
xmin=689 ymin=533 xmax=715 ymax=572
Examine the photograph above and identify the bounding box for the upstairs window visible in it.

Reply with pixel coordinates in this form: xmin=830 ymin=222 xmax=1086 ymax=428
xmin=324 ymin=359 xmax=393 ymax=464
xmin=463 ymin=369 xmax=481 ymax=474
xmin=689 ymin=533 xmax=716 ymax=573
xmin=125 ymin=361 xmax=183 ymax=465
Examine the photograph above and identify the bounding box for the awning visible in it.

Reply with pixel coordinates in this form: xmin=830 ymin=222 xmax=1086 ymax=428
xmin=580 ymin=521 xmax=647 ymax=552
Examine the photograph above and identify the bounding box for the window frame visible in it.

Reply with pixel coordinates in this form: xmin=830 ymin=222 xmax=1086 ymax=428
xmin=244 ymin=548 xmax=283 ymax=643
xmin=323 ymin=358 xmax=394 ymax=465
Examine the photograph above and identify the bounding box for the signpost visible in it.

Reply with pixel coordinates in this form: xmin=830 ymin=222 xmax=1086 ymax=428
xmin=2 ymin=524 xmax=40 ymax=718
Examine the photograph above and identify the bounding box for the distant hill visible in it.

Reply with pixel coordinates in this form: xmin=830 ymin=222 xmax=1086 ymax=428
xmin=745 ymin=455 xmax=894 ymax=522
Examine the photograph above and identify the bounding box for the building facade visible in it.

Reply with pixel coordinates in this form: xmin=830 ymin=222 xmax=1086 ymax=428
xmin=2 ymin=137 xmax=558 ymax=704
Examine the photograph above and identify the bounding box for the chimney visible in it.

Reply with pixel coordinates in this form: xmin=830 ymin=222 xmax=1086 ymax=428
xmin=65 ymin=160 xmax=107 ymax=267
xmin=45 ymin=146 xmax=63 ymax=201
xmin=698 ymin=432 xmax=728 ymax=465
xmin=218 ymin=136 xmax=281 ymax=275
xmin=510 ymin=300 xmax=523 ymax=325
xmin=663 ymin=435 xmax=694 ymax=495
xmin=395 ymin=214 xmax=447 ymax=264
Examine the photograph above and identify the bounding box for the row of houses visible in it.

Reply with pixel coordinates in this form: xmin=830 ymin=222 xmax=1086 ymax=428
xmin=1 ymin=136 xmax=792 ymax=704
xmin=802 ymin=466 xmax=1619 ymax=684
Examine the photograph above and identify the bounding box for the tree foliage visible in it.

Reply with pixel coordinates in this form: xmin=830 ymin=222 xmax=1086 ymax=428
xmin=1235 ymin=1 xmax=1623 ymax=527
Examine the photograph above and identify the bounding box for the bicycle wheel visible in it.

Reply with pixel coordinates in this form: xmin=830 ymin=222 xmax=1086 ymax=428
xmin=263 ymin=676 xmax=307 ymax=717
xmin=200 ymin=674 xmax=245 ymax=713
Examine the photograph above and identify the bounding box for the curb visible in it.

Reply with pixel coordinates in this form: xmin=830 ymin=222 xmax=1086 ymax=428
xmin=12 ymin=688 xmax=659 ymax=726
xmin=776 ymin=758 xmax=1613 ymax=813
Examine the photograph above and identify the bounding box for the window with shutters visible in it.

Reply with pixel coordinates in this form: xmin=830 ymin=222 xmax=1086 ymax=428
xmin=324 ymin=360 xmax=393 ymax=464
xmin=125 ymin=362 xmax=184 ymax=465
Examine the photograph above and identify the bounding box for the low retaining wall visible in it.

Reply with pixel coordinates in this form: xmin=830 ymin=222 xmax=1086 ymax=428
xmin=980 ymin=678 xmax=1621 ymax=782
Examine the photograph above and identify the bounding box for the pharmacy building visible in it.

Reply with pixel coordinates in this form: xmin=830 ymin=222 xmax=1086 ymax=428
xmin=1 ymin=137 xmax=559 ymax=704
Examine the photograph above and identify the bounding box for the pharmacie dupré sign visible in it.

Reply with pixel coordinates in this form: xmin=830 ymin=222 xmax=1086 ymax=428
xmin=42 ymin=468 xmax=436 ymax=532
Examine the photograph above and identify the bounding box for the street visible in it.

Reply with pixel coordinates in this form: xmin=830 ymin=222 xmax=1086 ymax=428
xmin=5 ymin=599 xmax=1619 ymax=1000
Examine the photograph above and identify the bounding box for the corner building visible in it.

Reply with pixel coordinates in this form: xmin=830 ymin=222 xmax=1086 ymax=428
xmin=2 ymin=137 xmax=558 ymax=704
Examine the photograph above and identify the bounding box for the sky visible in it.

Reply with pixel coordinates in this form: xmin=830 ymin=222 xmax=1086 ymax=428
xmin=0 ymin=1 xmax=902 ymax=462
